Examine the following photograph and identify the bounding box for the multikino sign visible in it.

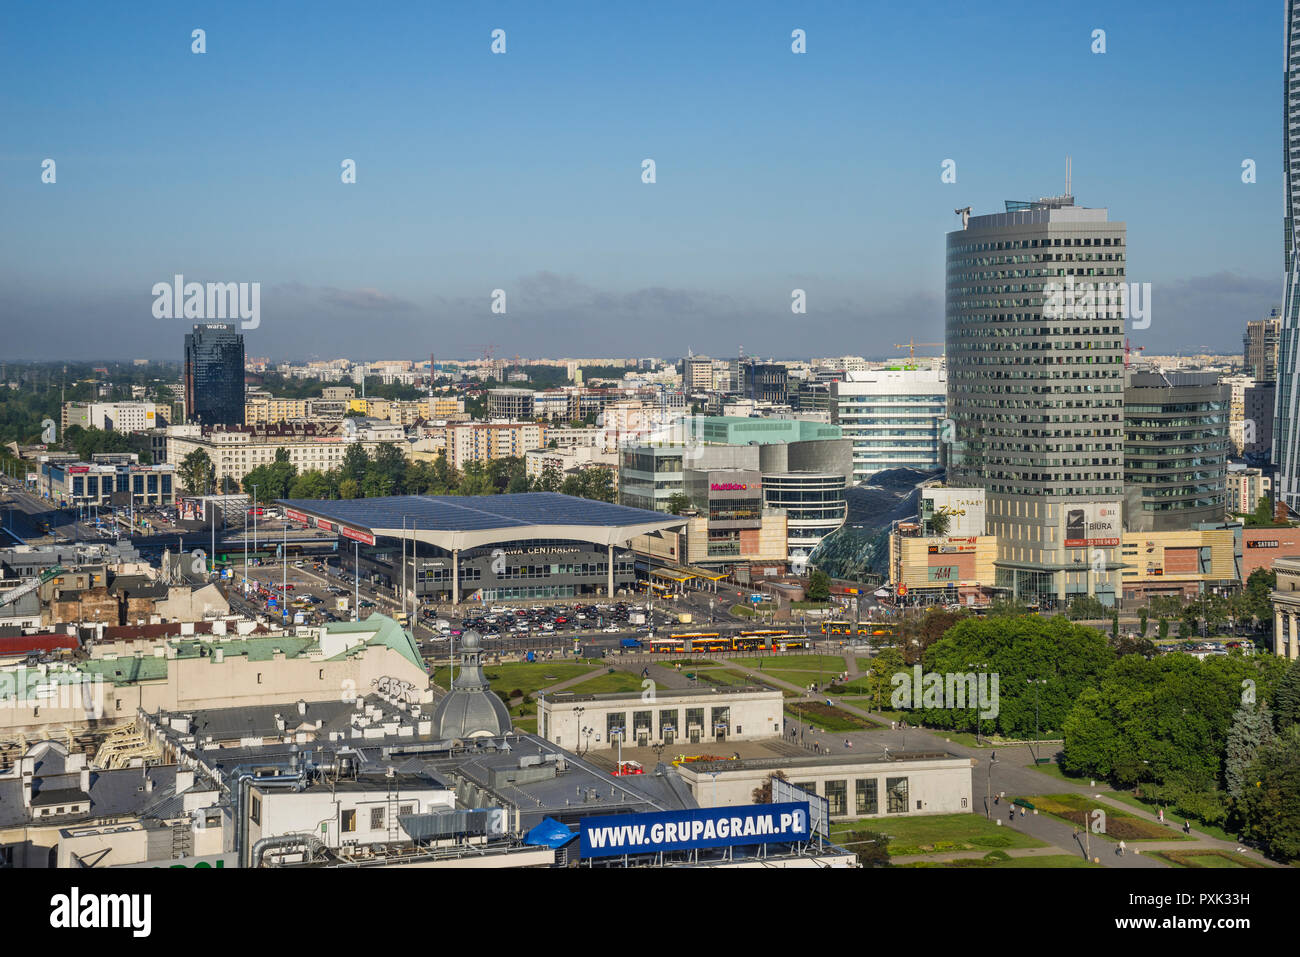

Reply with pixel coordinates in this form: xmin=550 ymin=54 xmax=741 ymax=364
xmin=579 ymin=802 xmax=810 ymax=858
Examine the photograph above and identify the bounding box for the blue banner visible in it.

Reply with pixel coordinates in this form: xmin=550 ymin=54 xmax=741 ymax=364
xmin=579 ymin=802 xmax=810 ymax=858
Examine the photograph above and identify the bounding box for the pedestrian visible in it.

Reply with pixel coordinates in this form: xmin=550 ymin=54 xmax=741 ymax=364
xmin=1118 ymin=840 xmax=1126 ymax=857
xmin=1009 ymin=806 xmax=1015 ymax=823
xmin=844 ymin=738 xmax=851 ymax=749
xmin=1020 ymin=806 xmax=1025 ymax=818
xmin=1158 ymin=807 xmax=1164 ymax=825
xmin=1183 ymin=819 xmax=1191 ymax=835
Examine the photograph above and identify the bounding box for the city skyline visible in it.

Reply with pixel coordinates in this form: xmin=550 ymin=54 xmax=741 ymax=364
xmin=0 ymin=0 xmax=1285 ymax=360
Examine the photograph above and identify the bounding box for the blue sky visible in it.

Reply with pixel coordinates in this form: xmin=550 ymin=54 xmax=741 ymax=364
xmin=0 ymin=0 xmax=1285 ymax=360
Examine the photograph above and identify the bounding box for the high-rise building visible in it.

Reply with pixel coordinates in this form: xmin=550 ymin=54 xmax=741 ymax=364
xmin=183 ymin=323 xmax=245 ymax=427
xmin=1123 ymin=372 xmax=1229 ymax=532
xmin=742 ymin=361 xmax=789 ymax=405
xmin=1276 ymin=1 xmax=1300 ymax=507
xmin=830 ymin=369 xmax=947 ymax=483
xmin=681 ymin=355 xmax=714 ymax=391
xmin=1244 ymin=310 xmax=1281 ymax=381
xmin=946 ymin=195 xmax=1126 ymax=605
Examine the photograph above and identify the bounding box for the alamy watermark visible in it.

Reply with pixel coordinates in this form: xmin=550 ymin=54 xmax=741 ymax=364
xmin=1042 ymin=275 xmax=1150 ymax=329
xmin=891 ymin=665 xmax=999 ymax=720
xmin=152 ymin=275 xmax=260 ymax=329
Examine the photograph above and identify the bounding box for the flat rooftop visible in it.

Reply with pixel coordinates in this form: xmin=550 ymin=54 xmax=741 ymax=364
xmin=543 ymin=685 xmax=778 ymax=704
xmin=279 ymin=492 xmax=687 ymax=551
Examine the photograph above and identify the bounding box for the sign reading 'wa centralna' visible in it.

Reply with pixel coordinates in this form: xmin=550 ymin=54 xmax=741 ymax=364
xmin=579 ymin=802 xmax=810 ymax=858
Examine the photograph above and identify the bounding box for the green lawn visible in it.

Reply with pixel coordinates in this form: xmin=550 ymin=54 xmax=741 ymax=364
xmin=785 ymin=702 xmax=878 ymax=732
xmin=1019 ymin=793 xmax=1192 ymax=842
xmin=692 ymin=669 xmax=775 ymax=689
xmin=830 ymin=812 xmax=1048 ymax=857
xmin=430 ymin=661 xmax=598 ymax=696
xmin=1105 ymin=792 xmax=1237 ymax=843
xmin=902 ymin=853 xmax=1099 ymax=869
xmin=735 ymin=654 xmax=848 ymax=672
xmin=1150 ymin=849 xmax=1266 ymax=869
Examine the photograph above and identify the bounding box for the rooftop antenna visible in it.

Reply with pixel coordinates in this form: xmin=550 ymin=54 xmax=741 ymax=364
xmin=1066 ymin=155 xmax=1072 ymax=201
xmin=954 ymin=206 xmax=972 ymax=229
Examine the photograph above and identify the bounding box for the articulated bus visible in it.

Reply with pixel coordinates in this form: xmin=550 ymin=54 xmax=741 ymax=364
xmin=647 ymin=631 xmax=810 ymax=654
xmin=821 ymin=620 xmax=897 ymax=640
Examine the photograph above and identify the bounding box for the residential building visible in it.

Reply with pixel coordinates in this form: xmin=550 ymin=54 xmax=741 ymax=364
xmin=61 ymin=401 xmax=168 ymax=434
xmin=166 ymin=424 xmax=404 ymax=490
xmin=1226 ymin=466 xmax=1271 ymax=518
xmin=1244 ymin=310 xmax=1281 ymax=381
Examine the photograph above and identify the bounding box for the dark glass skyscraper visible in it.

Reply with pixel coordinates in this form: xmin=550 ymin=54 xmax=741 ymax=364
xmin=1275 ymin=1 xmax=1300 ymax=507
xmin=184 ymin=323 xmax=245 ymax=426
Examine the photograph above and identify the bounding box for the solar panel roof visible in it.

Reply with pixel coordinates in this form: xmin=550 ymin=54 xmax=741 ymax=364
xmin=278 ymin=492 xmax=674 ymax=533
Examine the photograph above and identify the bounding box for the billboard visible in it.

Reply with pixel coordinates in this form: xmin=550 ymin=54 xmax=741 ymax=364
xmin=1064 ymin=502 xmax=1121 ymax=548
xmin=284 ymin=508 xmax=310 ymax=524
xmin=921 ymin=488 xmax=986 ymax=538
xmin=579 ymin=802 xmax=811 ymax=858
xmin=772 ymin=779 xmax=829 ymax=837
xmin=340 ymin=525 xmax=375 ymax=546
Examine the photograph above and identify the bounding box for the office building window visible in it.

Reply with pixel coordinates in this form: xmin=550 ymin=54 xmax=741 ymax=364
xmin=886 ymin=777 xmax=909 ymax=813
xmin=855 ymin=779 xmax=878 ymax=815
xmin=825 ymin=779 xmax=848 ymax=816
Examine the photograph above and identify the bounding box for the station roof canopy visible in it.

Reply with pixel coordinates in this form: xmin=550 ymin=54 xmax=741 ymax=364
xmin=277 ymin=493 xmax=687 ymax=552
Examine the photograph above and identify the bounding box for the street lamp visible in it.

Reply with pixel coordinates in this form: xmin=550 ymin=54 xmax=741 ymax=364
xmin=1027 ymin=677 xmax=1048 ymax=762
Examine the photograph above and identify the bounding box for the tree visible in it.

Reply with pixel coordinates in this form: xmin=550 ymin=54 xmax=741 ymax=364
xmin=1111 ymin=611 xmax=1120 ymax=639
xmin=751 ymin=770 xmax=788 ymax=804
xmin=289 ymin=469 xmax=332 ymax=499
xmin=1225 ymin=700 xmax=1276 ymax=799
xmin=1158 ymin=617 xmax=1169 ymax=640
xmin=1139 ymin=609 xmax=1149 ymax=637
xmin=1062 ymin=652 xmax=1289 ymax=793
xmin=928 ymin=511 xmax=951 ymax=537
xmin=923 ymin=615 xmax=1116 ymax=739
xmin=1275 ymin=657 xmax=1300 ymax=731
xmin=1111 ymin=634 xmax=1156 ymax=659
xmin=339 ymin=445 xmax=370 ymax=486
xmin=532 ymin=462 xmax=563 ymax=493
xmin=178 ymin=449 xmax=215 ymax=495
xmin=338 ymin=478 xmax=360 ymax=500
xmin=1236 ymin=726 xmax=1300 ymax=862
xmin=665 ymin=492 xmax=693 ymax=515
xmin=842 ymin=829 xmax=891 ymax=867
xmin=864 ymin=647 xmax=904 ymax=711
xmin=899 ymin=607 xmax=964 ymax=666
xmin=1066 ymin=595 xmax=1107 ymax=620
xmin=806 ymin=570 xmax=831 ymax=602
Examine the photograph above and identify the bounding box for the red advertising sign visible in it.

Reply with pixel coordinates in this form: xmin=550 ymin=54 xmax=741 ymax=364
xmin=340 ymin=525 xmax=375 ymax=546
xmin=284 ymin=508 xmax=310 ymax=524
xmin=316 ymin=519 xmax=335 ymax=532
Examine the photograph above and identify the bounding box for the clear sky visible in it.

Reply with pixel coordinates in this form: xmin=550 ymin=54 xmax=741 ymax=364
xmin=0 ymin=0 xmax=1284 ymax=360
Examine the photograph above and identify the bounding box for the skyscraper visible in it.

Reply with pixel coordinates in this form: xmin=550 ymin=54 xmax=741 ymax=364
xmin=184 ymin=323 xmax=245 ymax=427
xmin=1275 ymin=1 xmax=1300 ymax=507
xmin=1244 ymin=310 xmax=1280 ymax=381
xmin=946 ymin=194 xmax=1126 ymax=606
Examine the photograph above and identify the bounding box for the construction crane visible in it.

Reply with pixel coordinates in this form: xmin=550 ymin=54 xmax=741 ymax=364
xmin=1124 ymin=337 xmax=1145 ymax=369
xmin=894 ymin=340 xmax=944 ymax=362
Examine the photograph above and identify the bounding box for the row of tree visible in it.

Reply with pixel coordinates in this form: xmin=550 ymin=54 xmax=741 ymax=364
xmin=176 ymin=445 xmax=616 ymax=505
xmin=864 ymin=607 xmax=1300 ymax=861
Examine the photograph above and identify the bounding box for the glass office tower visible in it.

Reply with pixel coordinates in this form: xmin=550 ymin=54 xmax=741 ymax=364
xmin=184 ymin=323 xmax=245 ymax=426
xmin=1275 ymin=1 xmax=1300 ymax=508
